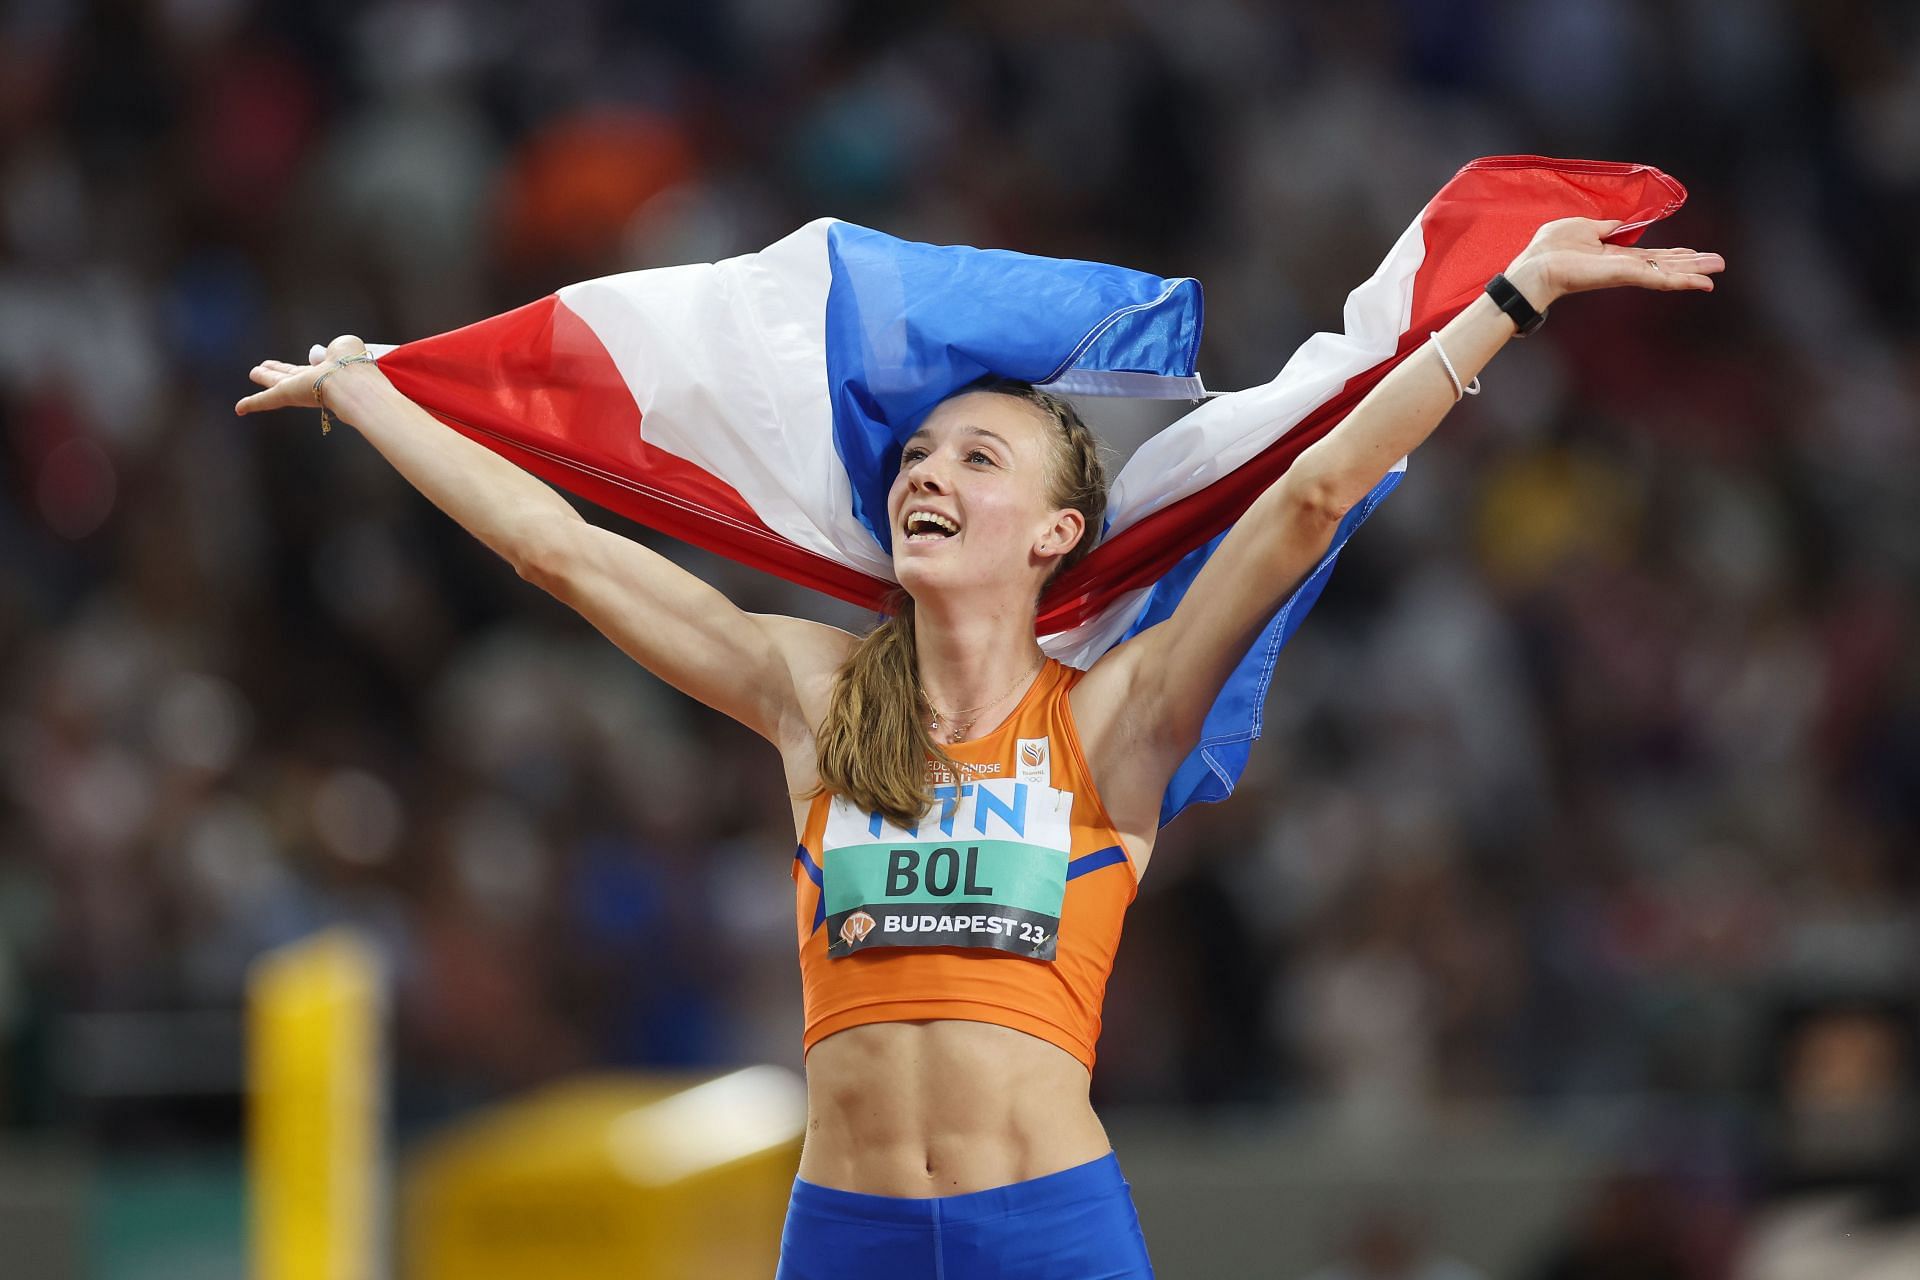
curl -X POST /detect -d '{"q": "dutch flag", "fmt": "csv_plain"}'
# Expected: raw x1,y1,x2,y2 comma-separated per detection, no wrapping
361,155,1687,825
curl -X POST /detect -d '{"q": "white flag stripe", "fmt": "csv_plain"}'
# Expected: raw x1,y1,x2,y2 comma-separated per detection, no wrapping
1102,213,1429,540
558,220,896,579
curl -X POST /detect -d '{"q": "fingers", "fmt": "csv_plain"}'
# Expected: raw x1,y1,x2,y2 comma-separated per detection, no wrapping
246,360,305,387
1644,247,1724,268
1620,246,1724,291
236,383,284,413
1639,252,1722,291
236,359,319,414
234,382,312,415
1545,217,1610,240
1671,251,1725,278
1549,244,1725,298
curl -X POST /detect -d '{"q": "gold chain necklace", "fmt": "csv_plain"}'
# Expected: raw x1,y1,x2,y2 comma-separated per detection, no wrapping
925,654,1045,742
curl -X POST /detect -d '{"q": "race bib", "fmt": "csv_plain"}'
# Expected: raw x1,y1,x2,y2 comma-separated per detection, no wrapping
822,779,1072,961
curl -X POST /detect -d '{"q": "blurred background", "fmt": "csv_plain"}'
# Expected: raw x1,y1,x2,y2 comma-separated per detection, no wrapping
2,0,1918,1276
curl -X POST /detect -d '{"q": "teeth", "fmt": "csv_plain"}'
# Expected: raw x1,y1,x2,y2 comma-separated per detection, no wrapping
906,511,958,537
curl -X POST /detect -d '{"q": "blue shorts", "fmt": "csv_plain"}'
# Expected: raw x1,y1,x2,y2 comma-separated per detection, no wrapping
776,1151,1154,1279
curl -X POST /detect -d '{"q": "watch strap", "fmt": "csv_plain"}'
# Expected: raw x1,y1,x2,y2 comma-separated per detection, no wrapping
1486,272,1548,336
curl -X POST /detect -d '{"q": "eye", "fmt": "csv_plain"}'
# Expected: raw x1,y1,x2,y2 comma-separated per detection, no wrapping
967,450,994,466
901,446,927,464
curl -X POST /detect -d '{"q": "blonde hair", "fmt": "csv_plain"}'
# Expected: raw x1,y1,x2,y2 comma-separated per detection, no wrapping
811,380,1107,827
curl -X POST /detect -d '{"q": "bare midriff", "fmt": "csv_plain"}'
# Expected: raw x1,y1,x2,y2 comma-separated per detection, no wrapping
796,1019,1113,1196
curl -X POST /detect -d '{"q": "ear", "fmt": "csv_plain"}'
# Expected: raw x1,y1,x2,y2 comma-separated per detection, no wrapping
1034,507,1086,568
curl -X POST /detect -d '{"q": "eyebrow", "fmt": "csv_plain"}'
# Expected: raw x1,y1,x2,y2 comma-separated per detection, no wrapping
904,425,1015,453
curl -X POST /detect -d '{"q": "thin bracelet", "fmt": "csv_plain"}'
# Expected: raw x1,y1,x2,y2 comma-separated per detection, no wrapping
312,353,376,435
1429,332,1481,403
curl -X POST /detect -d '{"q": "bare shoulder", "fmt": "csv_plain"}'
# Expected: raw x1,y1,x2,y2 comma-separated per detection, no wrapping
1066,636,1171,862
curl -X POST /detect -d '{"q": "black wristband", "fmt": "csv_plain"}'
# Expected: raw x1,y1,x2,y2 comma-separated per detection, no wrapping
1486,273,1548,337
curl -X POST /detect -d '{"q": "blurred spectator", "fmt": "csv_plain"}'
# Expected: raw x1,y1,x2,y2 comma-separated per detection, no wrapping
1736,998,1920,1280
1524,1173,1692,1280
1301,1204,1487,1280
0,4,1915,1273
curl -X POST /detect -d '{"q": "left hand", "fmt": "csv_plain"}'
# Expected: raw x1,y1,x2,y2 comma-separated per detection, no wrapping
1505,218,1725,310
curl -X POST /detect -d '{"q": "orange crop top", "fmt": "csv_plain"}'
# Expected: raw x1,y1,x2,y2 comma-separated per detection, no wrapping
792,659,1140,1070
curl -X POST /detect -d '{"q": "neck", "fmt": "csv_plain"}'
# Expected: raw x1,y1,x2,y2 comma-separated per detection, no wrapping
911,593,1046,730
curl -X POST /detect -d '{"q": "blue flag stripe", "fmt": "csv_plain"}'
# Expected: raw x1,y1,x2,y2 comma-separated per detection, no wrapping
823,221,1201,554
1123,470,1405,827
814,219,1396,830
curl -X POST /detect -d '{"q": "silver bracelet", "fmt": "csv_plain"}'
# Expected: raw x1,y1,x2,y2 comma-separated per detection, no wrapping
312,353,376,435
1429,332,1481,403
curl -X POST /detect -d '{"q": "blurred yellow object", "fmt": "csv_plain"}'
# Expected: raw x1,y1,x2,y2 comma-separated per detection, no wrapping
247,928,386,1280
403,1068,805,1280
1474,446,1640,588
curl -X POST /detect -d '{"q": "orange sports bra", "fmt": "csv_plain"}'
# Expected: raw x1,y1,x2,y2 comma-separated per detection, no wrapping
791,659,1140,1070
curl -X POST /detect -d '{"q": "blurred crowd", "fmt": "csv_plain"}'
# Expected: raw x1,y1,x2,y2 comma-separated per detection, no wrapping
2,0,1917,1275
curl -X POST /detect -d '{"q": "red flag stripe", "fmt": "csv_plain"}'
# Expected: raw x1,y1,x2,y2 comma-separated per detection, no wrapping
378,293,895,608
1037,157,1686,633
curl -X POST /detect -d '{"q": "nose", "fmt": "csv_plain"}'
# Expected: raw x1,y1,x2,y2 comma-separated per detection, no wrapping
904,451,946,494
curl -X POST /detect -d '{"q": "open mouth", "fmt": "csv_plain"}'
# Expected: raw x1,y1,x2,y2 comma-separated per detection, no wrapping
904,511,960,542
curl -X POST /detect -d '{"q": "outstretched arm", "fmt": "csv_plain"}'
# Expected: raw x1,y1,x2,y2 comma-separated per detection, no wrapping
236,337,854,749
1075,219,1725,801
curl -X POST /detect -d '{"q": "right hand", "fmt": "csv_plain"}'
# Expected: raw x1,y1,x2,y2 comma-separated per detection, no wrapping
235,334,383,418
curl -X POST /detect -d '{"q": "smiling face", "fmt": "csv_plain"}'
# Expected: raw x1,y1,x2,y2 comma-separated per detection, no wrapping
886,389,1087,602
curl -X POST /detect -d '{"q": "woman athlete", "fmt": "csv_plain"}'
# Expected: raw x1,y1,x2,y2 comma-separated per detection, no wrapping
239,218,1721,1278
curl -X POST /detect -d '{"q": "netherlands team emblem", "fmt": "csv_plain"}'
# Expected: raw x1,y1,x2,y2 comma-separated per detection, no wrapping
1017,737,1050,785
